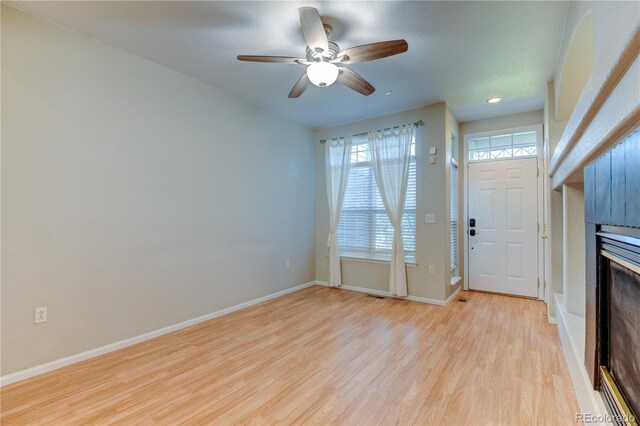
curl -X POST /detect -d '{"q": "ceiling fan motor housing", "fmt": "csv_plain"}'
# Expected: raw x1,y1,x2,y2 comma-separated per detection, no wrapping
306,42,340,62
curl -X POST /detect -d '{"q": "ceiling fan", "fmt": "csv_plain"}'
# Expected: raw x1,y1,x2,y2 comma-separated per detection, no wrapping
237,7,408,98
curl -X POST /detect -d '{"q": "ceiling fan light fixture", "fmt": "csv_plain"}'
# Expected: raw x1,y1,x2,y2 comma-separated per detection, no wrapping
486,97,503,104
307,62,339,87
237,7,409,98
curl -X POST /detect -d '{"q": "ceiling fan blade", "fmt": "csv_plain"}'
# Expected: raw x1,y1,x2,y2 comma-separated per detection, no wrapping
298,7,329,55
237,55,305,64
337,68,375,96
288,73,311,98
339,40,408,64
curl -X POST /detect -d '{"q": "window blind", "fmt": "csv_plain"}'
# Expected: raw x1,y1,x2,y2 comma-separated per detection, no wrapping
338,135,416,262
450,161,458,273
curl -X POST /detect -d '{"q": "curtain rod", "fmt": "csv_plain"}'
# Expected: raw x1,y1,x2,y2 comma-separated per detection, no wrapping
319,120,424,144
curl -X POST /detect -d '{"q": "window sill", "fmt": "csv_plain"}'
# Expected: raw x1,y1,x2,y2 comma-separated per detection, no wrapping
329,252,417,267
451,276,462,286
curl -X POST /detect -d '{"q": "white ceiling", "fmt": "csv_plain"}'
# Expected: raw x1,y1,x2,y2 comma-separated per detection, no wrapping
9,1,568,128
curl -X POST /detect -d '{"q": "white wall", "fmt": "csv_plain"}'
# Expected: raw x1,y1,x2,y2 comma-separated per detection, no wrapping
1,5,316,375
315,103,460,301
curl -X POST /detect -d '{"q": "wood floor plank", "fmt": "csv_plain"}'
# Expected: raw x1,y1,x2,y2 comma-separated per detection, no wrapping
0,286,579,425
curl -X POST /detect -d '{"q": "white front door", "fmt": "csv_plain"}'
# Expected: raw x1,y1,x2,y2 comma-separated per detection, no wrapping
468,157,538,297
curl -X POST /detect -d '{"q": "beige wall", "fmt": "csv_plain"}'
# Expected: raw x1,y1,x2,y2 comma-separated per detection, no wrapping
549,2,639,186
460,110,544,136
545,1,639,306
315,103,460,302
544,2,639,414
553,1,639,125
1,5,316,375
554,12,594,123
562,183,585,316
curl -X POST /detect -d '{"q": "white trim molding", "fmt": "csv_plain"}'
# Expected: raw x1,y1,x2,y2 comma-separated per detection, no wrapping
314,281,461,306
0,281,317,387
554,293,608,418
328,252,418,267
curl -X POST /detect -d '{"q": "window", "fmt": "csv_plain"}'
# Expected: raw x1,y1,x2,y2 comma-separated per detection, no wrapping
338,134,416,262
468,130,537,161
451,132,459,276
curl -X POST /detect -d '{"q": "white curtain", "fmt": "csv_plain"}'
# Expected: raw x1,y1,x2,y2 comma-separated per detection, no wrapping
325,137,352,287
368,125,414,296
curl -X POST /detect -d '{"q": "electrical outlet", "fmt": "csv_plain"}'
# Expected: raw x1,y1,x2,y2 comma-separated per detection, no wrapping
425,214,435,224
285,260,291,269
428,266,435,275
35,307,47,324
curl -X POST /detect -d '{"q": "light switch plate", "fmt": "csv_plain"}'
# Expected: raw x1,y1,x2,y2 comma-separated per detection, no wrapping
429,155,436,164
429,147,437,155
425,214,435,224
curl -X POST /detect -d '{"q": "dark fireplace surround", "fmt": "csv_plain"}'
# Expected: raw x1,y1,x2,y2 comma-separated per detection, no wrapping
597,227,639,423
584,130,640,425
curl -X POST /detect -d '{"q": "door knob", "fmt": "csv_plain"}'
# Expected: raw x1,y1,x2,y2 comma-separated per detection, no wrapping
470,229,479,236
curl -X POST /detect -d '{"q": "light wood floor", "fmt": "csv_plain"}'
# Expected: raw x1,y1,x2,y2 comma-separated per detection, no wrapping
1,286,579,425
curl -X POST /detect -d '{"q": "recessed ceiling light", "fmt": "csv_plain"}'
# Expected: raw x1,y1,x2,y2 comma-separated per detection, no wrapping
486,97,502,104
384,91,392,96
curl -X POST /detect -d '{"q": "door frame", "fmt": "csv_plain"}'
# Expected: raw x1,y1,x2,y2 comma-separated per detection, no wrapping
462,124,545,300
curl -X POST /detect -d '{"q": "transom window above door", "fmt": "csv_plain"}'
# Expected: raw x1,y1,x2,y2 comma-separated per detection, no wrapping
468,130,537,161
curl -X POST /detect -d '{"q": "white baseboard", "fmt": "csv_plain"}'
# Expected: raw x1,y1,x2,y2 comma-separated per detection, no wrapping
554,293,608,420
444,286,462,305
0,281,316,387
314,280,459,306
547,314,557,325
